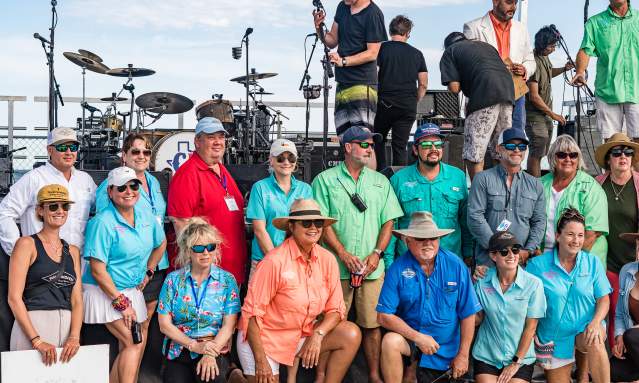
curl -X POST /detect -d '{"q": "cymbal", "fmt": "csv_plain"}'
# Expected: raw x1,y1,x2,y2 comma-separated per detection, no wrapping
135,92,194,114
78,49,104,63
230,72,278,83
100,96,128,102
107,67,156,77
63,52,110,74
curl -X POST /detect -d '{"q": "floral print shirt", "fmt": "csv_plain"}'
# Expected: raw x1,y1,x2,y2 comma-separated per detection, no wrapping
158,264,240,360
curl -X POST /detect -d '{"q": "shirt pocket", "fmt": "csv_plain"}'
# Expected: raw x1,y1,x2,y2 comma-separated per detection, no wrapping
574,273,595,300
517,191,537,220
511,295,529,319
487,190,506,212
434,286,459,323
442,192,463,218
399,190,424,214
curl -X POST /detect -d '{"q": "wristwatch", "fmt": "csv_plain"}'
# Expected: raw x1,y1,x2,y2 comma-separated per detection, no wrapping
146,268,155,278
341,57,347,67
511,355,520,364
316,329,325,337
373,248,383,256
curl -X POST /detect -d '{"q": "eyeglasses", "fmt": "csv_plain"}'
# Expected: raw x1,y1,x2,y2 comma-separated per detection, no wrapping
417,140,444,150
493,245,522,257
43,202,71,212
610,147,635,158
54,143,79,152
191,243,217,253
114,181,141,193
352,141,374,149
502,143,528,151
276,154,297,164
292,219,325,228
555,151,579,159
130,148,152,157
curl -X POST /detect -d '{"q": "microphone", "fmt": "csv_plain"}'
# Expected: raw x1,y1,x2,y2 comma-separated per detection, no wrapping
81,102,100,114
306,32,318,37
33,33,51,45
243,27,254,39
549,24,562,39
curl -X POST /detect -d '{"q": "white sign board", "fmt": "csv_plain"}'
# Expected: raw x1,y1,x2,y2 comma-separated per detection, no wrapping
1,344,109,383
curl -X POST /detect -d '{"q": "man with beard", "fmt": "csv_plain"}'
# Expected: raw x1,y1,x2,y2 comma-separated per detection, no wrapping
390,123,472,264
464,0,536,133
313,125,403,383
467,128,546,266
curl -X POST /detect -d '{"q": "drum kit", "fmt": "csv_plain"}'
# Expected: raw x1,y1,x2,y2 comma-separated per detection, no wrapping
64,49,294,170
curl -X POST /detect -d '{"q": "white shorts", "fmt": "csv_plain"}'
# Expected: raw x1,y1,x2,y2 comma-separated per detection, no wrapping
83,284,148,324
596,98,639,139
236,330,306,376
544,356,575,370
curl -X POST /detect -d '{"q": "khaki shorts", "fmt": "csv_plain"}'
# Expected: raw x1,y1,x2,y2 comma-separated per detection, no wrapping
596,98,639,139
340,276,384,329
525,117,554,158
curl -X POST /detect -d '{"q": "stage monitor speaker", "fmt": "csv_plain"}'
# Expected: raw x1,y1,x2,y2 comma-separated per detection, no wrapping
417,90,461,119
0,158,11,197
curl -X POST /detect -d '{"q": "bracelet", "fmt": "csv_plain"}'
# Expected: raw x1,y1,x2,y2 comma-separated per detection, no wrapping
30,335,40,343
32,338,43,350
67,335,80,341
111,293,131,312
186,340,197,352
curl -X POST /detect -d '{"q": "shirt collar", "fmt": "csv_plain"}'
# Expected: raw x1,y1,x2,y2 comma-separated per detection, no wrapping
45,161,75,177
338,161,367,183
184,264,222,281
607,6,633,19
192,151,226,173
489,11,512,31
411,162,448,183
407,248,442,276
497,164,522,178
285,237,319,262
269,172,298,193
552,247,584,276
109,203,143,229
623,261,639,279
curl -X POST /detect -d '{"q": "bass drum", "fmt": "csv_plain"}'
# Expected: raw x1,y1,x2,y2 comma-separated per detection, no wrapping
195,99,236,135
151,131,195,173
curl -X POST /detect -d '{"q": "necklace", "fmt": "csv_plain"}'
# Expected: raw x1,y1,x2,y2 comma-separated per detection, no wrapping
611,179,629,201
39,235,63,258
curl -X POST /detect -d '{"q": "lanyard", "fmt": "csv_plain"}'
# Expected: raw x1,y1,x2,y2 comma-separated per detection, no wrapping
189,275,212,315
212,171,229,195
145,174,156,215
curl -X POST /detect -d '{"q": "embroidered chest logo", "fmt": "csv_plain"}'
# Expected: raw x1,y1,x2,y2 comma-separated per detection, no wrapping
401,268,416,279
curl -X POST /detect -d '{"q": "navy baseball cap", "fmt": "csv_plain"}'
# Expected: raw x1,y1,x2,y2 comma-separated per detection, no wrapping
488,230,522,252
340,125,382,144
195,117,228,136
499,128,529,145
414,123,445,143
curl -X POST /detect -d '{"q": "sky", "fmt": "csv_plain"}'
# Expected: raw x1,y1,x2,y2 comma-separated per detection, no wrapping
0,0,609,167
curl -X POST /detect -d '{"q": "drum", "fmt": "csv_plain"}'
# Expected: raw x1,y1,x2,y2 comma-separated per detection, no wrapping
151,131,196,172
195,100,234,123
138,129,173,148
102,115,123,133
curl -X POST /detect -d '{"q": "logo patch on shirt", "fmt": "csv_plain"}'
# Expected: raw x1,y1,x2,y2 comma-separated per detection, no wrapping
543,271,558,280
404,181,418,188
281,271,296,280
114,225,127,234
452,186,460,192
483,286,497,295
447,281,457,286
401,268,416,279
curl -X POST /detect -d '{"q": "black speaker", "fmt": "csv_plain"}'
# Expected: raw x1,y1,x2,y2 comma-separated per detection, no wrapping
417,90,461,119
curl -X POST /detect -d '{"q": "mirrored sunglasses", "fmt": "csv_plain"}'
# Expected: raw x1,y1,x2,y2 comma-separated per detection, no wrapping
191,243,217,253
502,143,528,151
54,143,79,152
418,140,443,150
352,141,374,149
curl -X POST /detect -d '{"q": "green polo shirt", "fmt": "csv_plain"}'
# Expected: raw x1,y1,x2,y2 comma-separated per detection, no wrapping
580,7,639,104
389,162,472,259
312,162,403,280
540,170,609,266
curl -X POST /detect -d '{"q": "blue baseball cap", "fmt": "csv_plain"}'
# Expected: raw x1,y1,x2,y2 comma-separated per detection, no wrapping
195,117,228,136
414,123,444,143
499,127,529,145
340,125,382,144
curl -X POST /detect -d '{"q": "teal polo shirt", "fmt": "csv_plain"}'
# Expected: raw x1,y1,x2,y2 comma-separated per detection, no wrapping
95,171,169,270
390,162,472,259
83,203,166,291
246,174,312,261
527,249,612,359
473,266,546,368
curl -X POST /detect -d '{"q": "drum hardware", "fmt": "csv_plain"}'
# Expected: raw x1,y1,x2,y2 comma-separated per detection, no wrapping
100,94,128,102
106,64,156,132
229,71,278,83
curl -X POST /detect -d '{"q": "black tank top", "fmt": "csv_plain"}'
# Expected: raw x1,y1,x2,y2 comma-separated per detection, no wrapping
23,235,76,311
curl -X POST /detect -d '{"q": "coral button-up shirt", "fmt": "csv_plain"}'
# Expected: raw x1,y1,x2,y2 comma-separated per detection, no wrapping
239,237,346,366
489,11,511,60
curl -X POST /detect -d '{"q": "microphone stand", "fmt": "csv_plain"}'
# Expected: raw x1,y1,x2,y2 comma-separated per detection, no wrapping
299,34,320,142
313,3,334,170
244,34,251,163
42,0,63,130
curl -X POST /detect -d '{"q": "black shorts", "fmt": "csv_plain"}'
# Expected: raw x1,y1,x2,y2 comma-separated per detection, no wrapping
143,269,167,302
473,359,534,382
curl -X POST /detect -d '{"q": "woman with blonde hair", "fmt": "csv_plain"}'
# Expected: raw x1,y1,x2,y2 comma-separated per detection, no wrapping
157,217,241,383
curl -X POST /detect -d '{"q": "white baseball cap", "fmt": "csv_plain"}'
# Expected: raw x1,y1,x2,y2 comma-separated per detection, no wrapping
107,166,138,187
47,127,79,146
270,139,298,157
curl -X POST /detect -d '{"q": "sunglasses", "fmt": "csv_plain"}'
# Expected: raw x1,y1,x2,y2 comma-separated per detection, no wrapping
114,181,141,193
352,141,374,149
276,154,297,164
130,148,152,157
191,243,217,253
493,245,521,257
292,219,325,228
555,151,579,159
54,143,79,152
43,202,71,212
610,147,635,158
412,237,438,242
502,143,528,151
417,140,444,150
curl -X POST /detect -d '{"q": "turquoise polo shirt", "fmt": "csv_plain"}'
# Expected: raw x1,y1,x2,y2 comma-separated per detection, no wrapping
377,249,482,370
83,203,166,291
246,174,312,261
390,162,472,259
527,249,612,359
473,266,546,368
95,171,169,270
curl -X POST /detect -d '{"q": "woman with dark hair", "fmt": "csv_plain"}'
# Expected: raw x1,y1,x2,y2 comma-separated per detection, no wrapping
527,208,611,383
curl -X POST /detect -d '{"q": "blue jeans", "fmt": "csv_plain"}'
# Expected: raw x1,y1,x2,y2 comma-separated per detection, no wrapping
512,96,526,131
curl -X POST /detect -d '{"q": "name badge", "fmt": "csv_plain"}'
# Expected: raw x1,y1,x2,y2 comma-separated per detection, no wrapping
496,219,512,231
224,195,239,211
155,215,163,225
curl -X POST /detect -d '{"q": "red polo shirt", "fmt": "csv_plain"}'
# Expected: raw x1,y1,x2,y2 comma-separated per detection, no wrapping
167,152,247,284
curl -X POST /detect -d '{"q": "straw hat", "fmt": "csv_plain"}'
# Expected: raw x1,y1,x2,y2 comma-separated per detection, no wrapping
392,211,454,239
272,199,337,230
594,132,639,168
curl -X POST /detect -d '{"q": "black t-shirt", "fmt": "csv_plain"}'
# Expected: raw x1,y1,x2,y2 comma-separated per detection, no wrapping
439,40,514,115
377,40,428,111
334,1,387,86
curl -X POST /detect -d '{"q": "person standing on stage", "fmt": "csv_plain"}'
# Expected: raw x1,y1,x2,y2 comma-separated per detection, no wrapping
573,0,639,143
312,0,388,135
312,125,403,383
525,26,574,177
167,117,248,286
464,0,536,134
440,32,515,179
374,15,428,171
